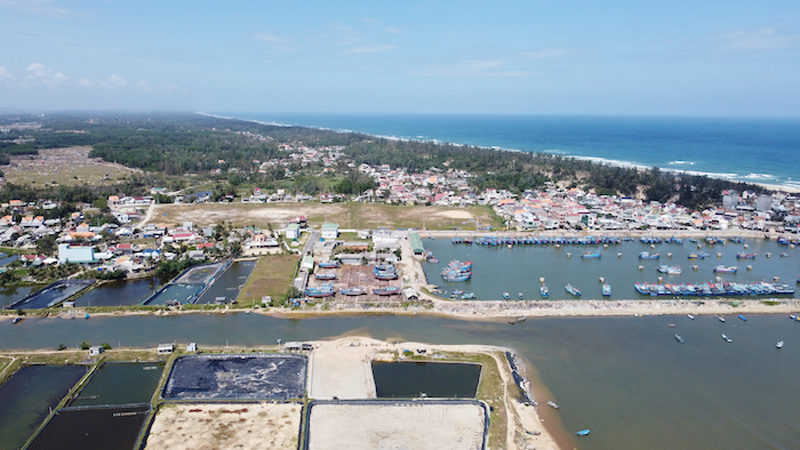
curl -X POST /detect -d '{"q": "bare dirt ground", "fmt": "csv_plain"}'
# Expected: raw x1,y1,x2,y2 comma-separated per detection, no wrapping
307,337,378,400
144,402,301,450
307,401,486,450
149,203,501,230
2,146,139,186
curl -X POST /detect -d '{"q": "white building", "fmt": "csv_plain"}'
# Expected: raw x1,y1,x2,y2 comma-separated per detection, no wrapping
321,223,339,240
58,243,95,264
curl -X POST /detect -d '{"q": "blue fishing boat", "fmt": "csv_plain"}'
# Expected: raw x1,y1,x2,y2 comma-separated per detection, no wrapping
340,287,367,296
738,315,747,321
577,429,591,436
540,285,549,298
318,261,340,269
462,292,476,299
602,283,611,296
714,265,738,273
581,251,601,259
657,265,682,274
503,292,510,299
373,286,402,296
722,334,732,343
639,252,660,259
675,334,684,343
314,273,337,280
736,252,757,259
565,284,581,296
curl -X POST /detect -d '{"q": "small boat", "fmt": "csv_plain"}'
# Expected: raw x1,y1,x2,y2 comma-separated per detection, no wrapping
540,285,549,298
314,273,337,280
668,323,676,328
12,317,22,324
565,284,581,297
508,316,527,325
503,292,510,300
84,313,90,319
547,400,559,409
373,286,402,296
687,314,695,320
576,429,591,437
461,292,476,299
776,341,784,348
718,316,725,323
581,251,601,259
518,292,524,299
639,252,661,259
714,265,738,273
675,334,684,343
657,265,682,275
722,334,732,343
738,315,747,321
736,252,757,259
318,261,340,268
602,283,611,297
452,290,465,296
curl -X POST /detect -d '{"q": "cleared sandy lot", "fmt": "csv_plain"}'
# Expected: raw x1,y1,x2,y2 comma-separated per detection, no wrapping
144,402,301,450
307,401,487,450
308,338,377,400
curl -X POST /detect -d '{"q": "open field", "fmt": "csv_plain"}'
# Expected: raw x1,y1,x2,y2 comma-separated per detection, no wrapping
145,402,301,450
149,203,503,230
237,255,299,304
2,147,139,186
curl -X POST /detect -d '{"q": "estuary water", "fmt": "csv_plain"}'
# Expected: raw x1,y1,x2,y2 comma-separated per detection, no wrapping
2,313,799,450
224,113,800,189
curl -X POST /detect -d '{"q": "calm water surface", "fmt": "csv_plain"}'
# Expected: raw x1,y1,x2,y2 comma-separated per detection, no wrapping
72,277,167,307
1,313,798,450
70,362,165,407
425,238,800,300
195,260,256,304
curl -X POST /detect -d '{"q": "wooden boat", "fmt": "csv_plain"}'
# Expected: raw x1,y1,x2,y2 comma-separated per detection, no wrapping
373,286,402,296
508,316,527,325
736,252,757,259
718,316,725,323
602,283,611,296
721,334,732,343
12,317,22,324
565,284,581,296
503,292,510,299
639,252,660,259
714,265,738,273
540,285,549,298
687,314,695,320
518,292,524,299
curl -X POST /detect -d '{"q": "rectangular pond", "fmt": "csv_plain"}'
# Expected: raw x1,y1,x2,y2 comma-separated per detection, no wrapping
70,362,165,407
0,365,88,450
372,361,481,398
71,277,168,307
27,404,150,450
162,353,307,400
0,285,38,309
7,279,95,309
195,260,256,304
143,262,226,306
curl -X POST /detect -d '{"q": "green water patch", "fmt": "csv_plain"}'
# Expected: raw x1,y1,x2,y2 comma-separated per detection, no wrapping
372,361,481,398
70,362,165,407
26,404,150,450
0,365,88,450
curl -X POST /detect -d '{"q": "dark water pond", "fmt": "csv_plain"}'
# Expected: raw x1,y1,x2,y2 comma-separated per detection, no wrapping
372,361,481,398
27,405,150,450
0,365,88,450
70,362,165,407
72,277,168,307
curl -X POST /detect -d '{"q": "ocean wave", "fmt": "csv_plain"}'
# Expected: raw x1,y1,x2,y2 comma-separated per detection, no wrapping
669,160,696,165
743,173,776,180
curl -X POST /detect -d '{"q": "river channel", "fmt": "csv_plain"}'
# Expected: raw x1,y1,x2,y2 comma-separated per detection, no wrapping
2,312,799,450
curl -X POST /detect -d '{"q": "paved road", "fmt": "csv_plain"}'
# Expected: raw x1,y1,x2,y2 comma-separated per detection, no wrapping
303,231,320,256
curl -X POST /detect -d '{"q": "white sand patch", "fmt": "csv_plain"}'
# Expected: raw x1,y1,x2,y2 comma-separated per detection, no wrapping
435,210,474,219
308,402,486,450
308,338,377,399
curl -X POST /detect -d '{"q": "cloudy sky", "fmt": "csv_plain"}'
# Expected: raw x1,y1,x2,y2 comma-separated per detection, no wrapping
1,0,799,115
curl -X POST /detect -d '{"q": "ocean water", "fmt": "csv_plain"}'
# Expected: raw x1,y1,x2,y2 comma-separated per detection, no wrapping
221,113,800,189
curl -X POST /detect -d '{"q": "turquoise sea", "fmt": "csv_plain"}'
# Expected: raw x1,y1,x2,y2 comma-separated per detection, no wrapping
220,113,800,190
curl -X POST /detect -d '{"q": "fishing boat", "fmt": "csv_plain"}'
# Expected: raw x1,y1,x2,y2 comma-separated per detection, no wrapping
376,272,399,280
565,284,581,296
12,316,22,324
547,401,559,409
688,314,695,320
508,316,527,325
577,429,591,437
452,290,465,296
657,265,682,274
602,283,611,296
721,334,732,343
461,292,476,299
675,334,684,343
714,265,738,273
738,315,747,321
718,316,725,323
314,273,337,280
518,292,524,299
503,292,510,299
776,341,784,348
639,251,661,259
339,287,367,296
373,286,402,296
581,251,601,259
540,285,549,298
318,261,340,268
736,252,757,259
304,286,336,298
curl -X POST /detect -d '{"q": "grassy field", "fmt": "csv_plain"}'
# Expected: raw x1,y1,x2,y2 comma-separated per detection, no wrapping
237,255,300,304
3,147,138,187
150,202,503,230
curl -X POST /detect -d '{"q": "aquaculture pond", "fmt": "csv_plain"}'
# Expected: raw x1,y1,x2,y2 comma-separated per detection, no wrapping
71,277,168,307
0,285,38,309
7,279,94,309
27,405,150,450
195,260,256,304
0,365,88,450
372,361,481,398
70,362,165,407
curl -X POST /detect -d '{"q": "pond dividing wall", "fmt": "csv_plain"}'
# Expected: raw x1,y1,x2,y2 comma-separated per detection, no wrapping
372,361,482,398
0,365,88,450
162,353,307,400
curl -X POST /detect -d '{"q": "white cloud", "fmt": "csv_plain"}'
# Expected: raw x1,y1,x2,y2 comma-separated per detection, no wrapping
0,0,72,17
384,27,402,35
254,32,300,52
77,78,94,87
24,62,67,85
136,80,148,88
0,66,11,81
102,74,127,88
712,27,800,51
338,44,397,55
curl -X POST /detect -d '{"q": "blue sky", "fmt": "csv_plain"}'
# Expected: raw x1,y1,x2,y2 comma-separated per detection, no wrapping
1,0,799,116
